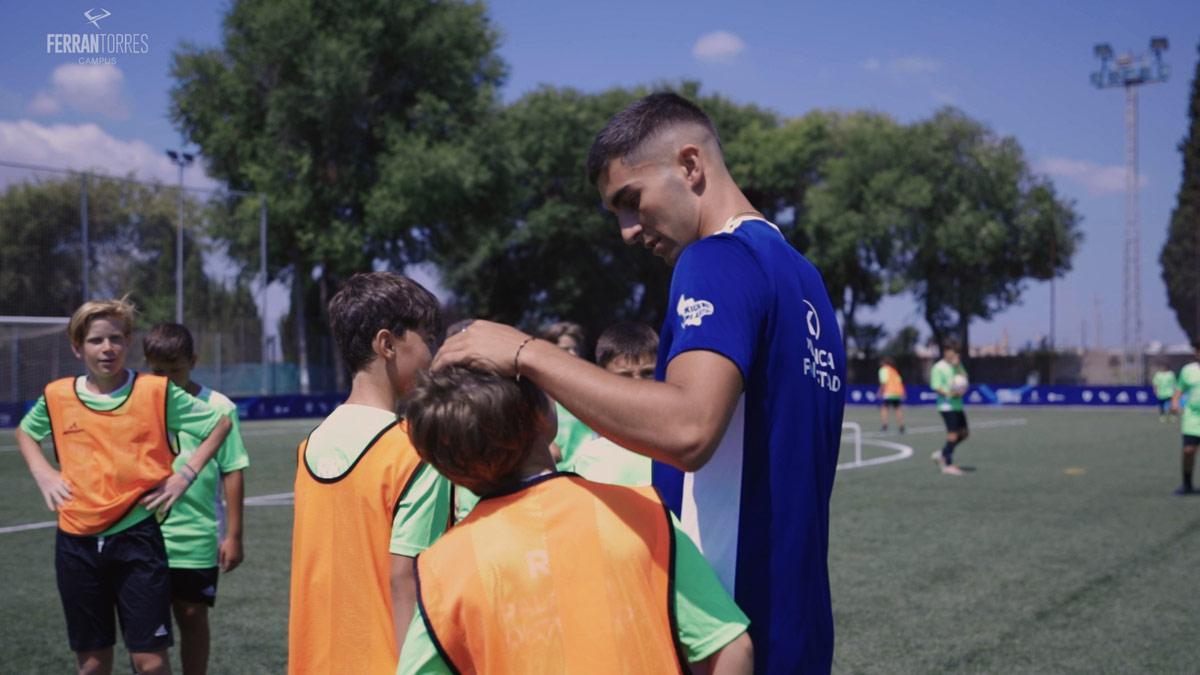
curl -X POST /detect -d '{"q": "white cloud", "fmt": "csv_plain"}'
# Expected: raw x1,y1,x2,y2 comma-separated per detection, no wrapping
692,31,745,64
27,63,130,120
0,119,217,189
862,55,942,75
1037,156,1148,196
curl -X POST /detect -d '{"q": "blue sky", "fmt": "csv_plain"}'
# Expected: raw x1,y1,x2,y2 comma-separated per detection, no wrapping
2,1,1198,350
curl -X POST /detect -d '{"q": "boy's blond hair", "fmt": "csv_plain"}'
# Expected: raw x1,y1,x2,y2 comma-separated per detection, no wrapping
67,297,135,347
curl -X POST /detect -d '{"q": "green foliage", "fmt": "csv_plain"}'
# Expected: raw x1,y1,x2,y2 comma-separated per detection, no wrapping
899,108,1081,355
170,0,505,373
1161,41,1200,344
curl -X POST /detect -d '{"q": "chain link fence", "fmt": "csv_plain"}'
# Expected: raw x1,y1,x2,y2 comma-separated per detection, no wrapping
0,161,314,404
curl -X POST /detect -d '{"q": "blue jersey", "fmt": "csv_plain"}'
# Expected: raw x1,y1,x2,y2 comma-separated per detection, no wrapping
653,217,845,674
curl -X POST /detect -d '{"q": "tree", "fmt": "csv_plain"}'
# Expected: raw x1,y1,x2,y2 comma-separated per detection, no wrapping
901,108,1082,356
170,0,505,390
1162,41,1200,344
425,83,790,341
801,112,912,350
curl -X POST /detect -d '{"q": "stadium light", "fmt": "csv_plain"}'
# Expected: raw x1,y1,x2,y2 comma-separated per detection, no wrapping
1090,40,1169,383
165,148,195,324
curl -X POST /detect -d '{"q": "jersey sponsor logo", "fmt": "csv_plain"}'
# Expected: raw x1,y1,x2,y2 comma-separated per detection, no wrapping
677,295,714,328
803,299,821,339
804,336,842,392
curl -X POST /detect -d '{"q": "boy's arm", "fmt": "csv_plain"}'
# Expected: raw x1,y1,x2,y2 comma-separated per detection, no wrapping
391,555,417,652
15,427,71,511
142,414,232,513
219,469,245,572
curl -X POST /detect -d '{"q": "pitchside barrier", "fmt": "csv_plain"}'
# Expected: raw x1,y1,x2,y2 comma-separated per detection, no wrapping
0,385,1186,428
846,384,1173,406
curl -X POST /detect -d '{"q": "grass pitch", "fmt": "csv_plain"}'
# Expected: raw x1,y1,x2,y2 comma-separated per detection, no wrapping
2,407,1197,673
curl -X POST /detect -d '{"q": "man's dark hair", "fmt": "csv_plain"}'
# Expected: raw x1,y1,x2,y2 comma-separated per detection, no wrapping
941,339,961,355
143,323,195,362
880,356,896,368
586,92,721,185
595,322,658,369
405,363,549,496
328,272,441,374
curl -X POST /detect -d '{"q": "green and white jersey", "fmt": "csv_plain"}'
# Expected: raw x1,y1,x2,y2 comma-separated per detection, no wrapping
396,514,749,674
1152,370,1178,400
305,404,452,557
1179,362,1200,437
162,386,249,569
571,436,652,487
18,370,224,536
930,359,966,412
553,401,594,471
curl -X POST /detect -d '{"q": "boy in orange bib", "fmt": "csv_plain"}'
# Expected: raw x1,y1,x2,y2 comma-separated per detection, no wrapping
14,298,231,675
288,272,450,674
398,364,753,675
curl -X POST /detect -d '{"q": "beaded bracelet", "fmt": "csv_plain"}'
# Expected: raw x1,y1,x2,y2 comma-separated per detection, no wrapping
513,336,536,382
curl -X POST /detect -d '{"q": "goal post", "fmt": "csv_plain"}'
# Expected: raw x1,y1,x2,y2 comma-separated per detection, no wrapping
0,316,71,405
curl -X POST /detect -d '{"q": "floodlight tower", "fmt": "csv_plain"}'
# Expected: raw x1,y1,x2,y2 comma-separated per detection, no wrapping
1090,38,1169,382
166,149,195,323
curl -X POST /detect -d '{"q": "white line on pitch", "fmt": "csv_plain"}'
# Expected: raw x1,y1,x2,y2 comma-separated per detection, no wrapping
837,438,914,471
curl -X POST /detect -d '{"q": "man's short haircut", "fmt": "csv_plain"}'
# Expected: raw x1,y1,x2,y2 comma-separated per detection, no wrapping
586,92,722,185
941,339,961,355
328,272,441,374
405,363,548,496
880,356,895,367
67,296,135,347
595,322,658,369
539,321,586,348
143,323,195,362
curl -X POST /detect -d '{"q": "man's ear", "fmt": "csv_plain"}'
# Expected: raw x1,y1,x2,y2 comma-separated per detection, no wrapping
678,144,703,185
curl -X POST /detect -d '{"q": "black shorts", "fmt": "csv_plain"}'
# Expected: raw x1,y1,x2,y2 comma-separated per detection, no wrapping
55,516,173,653
1159,398,1173,413
170,567,219,607
940,411,968,432
1185,435,1200,448
883,398,903,409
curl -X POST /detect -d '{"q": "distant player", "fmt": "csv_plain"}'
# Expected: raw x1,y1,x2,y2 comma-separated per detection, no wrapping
1152,363,1178,422
571,322,658,486
398,364,753,674
288,272,451,674
930,340,969,476
1171,342,1200,496
13,298,231,675
877,356,906,433
539,321,596,468
144,323,249,675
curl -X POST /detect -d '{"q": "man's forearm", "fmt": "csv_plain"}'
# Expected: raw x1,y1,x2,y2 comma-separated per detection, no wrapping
519,339,740,471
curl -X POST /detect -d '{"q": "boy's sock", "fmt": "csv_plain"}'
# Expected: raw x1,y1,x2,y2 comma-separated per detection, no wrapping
941,440,957,466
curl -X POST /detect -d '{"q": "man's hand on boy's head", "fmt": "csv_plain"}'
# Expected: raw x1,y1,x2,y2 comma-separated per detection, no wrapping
433,320,535,376
32,468,72,511
140,472,192,514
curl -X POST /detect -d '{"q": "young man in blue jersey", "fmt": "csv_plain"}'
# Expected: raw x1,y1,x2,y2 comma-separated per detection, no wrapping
434,92,846,674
